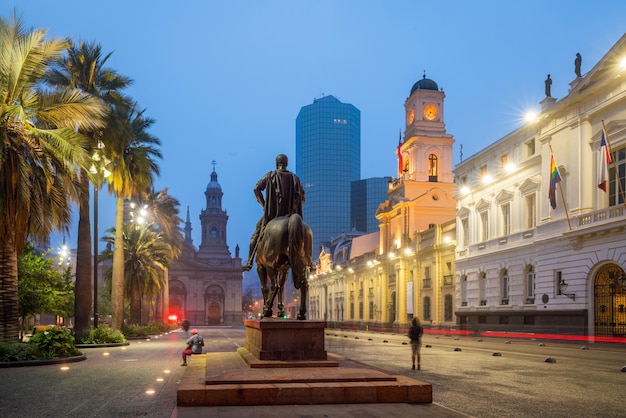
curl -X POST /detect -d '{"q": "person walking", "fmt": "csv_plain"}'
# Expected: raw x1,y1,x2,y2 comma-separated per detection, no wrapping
408,318,424,370
181,329,204,366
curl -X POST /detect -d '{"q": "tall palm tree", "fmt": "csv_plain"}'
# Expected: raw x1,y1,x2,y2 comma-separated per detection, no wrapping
101,225,170,324
45,40,132,337
107,102,161,329
0,15,105,342
140,188,184,321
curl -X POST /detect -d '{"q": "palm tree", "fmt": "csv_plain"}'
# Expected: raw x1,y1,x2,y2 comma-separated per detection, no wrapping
0,15,105,342
140,188,184,321
45,40,132,337
101,225,170,324
107,102,161,329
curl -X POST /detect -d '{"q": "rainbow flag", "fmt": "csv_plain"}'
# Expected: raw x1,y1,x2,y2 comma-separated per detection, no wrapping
548,153,562,209
597,129,612,192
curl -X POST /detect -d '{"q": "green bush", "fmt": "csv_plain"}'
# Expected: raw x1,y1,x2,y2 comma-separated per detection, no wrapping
29,327,81,359
0,327,81,362
0,342,39,362
80,325,127,344
121,323,172,337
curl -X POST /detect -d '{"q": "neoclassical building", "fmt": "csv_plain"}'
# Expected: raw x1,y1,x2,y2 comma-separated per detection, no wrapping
308,74,458,330
454,34,626,338
168,166,243,326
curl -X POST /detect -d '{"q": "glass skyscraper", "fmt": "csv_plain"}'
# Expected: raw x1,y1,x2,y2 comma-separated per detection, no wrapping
296,95,360,257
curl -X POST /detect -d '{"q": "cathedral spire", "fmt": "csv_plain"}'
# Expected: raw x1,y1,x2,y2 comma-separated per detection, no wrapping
184,206,193,244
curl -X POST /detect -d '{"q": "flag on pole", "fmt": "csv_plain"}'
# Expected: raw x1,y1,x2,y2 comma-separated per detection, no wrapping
548,153,562,209
597,129,612,192
397,133,403,177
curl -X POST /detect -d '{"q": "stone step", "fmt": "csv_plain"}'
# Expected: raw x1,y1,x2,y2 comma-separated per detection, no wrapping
177,351,432,407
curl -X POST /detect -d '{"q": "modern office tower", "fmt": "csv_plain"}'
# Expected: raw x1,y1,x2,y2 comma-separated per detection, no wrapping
296,95,361,257
351,177,391,234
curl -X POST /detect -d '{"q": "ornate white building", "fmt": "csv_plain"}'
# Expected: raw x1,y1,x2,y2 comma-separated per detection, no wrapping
168,166,243,326
454,34,626,338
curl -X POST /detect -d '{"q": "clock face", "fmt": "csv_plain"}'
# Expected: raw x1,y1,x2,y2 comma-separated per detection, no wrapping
423,103,438,121
407,109,415,125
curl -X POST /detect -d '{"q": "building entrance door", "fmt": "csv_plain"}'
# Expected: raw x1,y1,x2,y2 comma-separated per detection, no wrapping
594,263,626,338
207,302,221,325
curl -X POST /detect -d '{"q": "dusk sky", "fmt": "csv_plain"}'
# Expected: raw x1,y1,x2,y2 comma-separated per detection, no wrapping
7,1,626,275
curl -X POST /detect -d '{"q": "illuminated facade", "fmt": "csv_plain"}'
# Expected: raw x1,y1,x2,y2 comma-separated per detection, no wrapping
454,34,626,337
308,75,458,330
168,167,243,326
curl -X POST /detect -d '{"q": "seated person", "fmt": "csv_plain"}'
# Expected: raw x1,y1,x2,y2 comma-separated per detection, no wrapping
181,329,204,366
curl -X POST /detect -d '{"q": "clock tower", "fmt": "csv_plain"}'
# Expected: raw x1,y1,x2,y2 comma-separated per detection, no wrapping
400,73,455,189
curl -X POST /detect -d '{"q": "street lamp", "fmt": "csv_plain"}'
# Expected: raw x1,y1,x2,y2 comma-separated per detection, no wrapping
90,139,111,327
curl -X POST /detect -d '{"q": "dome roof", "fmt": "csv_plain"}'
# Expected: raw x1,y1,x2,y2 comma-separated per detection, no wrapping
206,169,221,191
410,74,439,95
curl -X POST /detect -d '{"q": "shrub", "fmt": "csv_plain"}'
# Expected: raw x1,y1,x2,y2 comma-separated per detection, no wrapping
80,325,127,344
29,327,81,359
0,342,39,362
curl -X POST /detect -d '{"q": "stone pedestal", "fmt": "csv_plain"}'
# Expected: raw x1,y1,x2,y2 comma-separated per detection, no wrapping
244,318,327,361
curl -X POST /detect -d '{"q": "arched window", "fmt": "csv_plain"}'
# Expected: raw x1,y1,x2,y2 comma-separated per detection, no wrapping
428,154,438,182
525,265,535,304
480,272,487,305
444,294,453,321
423,296,431,321
210,227,218,238
501,269,509,304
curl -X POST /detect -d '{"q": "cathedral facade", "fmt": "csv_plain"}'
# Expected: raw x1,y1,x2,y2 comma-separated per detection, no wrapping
168,166,243,326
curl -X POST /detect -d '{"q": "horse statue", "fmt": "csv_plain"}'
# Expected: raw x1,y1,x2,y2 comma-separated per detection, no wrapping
255,214,312,320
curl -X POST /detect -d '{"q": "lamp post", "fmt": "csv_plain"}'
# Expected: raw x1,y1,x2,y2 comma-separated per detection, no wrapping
90,139,111,327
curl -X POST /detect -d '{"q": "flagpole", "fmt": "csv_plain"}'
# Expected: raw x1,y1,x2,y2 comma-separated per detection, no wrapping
601,120,626,210
549,144,572,230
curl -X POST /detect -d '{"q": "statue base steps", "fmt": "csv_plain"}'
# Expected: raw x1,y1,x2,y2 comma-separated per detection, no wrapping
177,319,432,407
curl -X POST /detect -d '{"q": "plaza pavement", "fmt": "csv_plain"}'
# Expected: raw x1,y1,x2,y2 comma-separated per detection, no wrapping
0,327,471,418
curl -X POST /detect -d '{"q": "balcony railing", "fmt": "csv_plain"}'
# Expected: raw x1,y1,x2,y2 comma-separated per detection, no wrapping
423,278,431,288
443,275,454,286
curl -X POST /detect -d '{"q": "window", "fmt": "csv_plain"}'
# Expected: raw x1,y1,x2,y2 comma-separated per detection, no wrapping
369,301,374,320
461,276,468,306
525,193,536,229
526,139,535,157
444,295,453,321
526,266,535,303
349,302,354,319
359,302,363,320
501,203,510,236
480,210,489,241
479,272,487,305
461,217,469,246
479,165,487,176
423,296,431,321
210,227,218,238
555,270,563,295
501,270,509,304
610,147,625,206
501,154,509,168
428,154,438,182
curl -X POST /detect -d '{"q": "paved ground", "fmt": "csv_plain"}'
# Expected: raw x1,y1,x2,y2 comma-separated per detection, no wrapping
0,327,471,418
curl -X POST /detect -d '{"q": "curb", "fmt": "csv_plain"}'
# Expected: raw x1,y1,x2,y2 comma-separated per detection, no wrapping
0,354,87,368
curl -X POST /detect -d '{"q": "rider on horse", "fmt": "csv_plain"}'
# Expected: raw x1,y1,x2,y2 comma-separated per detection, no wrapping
243,154,306,271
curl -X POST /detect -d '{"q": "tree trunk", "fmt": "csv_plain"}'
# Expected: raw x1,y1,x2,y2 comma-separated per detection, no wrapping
74,171,92,339
0,232,19,342
129,280,142,325
111,197,125,329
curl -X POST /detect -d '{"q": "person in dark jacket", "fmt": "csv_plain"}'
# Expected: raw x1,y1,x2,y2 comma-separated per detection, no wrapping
408,318,424,370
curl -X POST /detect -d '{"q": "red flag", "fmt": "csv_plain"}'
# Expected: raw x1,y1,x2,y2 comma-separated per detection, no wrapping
597,129,612,192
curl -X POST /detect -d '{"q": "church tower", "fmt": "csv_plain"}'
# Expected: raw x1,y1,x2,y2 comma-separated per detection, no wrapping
197,161,231,261
168,160,242,326
377,73,456,251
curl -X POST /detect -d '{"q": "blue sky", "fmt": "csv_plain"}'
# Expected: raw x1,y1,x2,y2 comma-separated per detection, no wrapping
7,1,626,268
